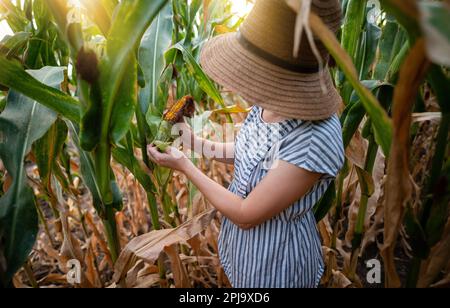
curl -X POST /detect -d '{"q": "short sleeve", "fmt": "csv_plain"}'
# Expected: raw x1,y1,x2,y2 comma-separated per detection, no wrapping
278,116,345,178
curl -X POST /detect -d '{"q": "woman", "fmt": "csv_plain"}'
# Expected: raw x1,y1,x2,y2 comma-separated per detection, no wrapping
148,0,344,288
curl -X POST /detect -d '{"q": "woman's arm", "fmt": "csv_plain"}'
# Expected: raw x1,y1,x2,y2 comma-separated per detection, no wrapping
178,123,235,165
147,146,322,229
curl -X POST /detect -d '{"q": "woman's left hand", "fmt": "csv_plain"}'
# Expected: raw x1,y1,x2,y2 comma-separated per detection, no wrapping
147,145,191,172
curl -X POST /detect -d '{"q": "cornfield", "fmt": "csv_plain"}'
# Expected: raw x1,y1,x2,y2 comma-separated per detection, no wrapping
0,0,448,289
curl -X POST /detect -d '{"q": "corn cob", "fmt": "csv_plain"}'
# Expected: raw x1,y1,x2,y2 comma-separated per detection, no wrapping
153,95,195,151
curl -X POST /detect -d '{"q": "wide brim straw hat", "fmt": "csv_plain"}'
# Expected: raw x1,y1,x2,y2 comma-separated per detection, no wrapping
200,0,343,120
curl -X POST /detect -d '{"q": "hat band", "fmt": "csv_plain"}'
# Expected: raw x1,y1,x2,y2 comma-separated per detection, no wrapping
237,32,320,74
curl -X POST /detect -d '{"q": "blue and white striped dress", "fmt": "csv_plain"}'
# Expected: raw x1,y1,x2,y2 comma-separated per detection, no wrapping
219,106,345,288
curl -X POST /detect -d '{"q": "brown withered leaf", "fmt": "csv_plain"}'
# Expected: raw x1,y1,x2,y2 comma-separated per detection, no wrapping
59,211,83,264
346,130,368,169
330,270,353,288
361,152,386,251
412,112,441,124
381,38,430,288
164,245,191,288
85,242,102,288
113,209,217,284
417,218,450,288
133,273,160,289
85,212,113,267
59,210,93,288
125,260,146,288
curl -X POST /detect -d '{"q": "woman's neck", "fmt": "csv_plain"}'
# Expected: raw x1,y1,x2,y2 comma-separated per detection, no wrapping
261,109,289,124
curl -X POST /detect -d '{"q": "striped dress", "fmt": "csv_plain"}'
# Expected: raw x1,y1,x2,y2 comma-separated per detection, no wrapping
219,106,345,288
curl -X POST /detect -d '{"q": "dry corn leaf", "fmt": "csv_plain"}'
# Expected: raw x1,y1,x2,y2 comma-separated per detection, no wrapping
125,260,146,288
37,273,69,285
381,39,429,288
12,274,30,288
164,244,191,288
85,211,113,267
59,211,83,264
360,152,386,254
113,209,217,284
85,242,102,288
318,218,332,247
417,218,450,288
134,273,160,289
346,130,368,169
412,112,441,123
330,270,353,288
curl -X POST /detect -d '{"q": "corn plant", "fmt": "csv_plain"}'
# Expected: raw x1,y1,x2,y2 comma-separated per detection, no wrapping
0,0,235,287
312,0,450,288
0,0,448,288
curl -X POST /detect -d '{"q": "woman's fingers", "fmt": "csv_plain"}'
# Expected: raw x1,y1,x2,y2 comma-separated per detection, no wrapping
146,145,188,172
148,145,176,163
147,145,163,163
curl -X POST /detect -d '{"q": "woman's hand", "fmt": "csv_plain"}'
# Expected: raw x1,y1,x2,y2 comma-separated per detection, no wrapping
147,145,191,172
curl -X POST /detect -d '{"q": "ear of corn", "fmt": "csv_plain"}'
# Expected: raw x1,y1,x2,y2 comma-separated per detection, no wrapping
153,95,195,151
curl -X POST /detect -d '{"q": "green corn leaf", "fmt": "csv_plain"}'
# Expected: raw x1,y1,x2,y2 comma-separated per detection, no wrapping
80,0,111,36
112,133,160,230
386,41,409,83
357,22,381,80
314,183,336,222
341,0,367,61
0,66,64,284
34,118,68,189
342,81,392,148
67,121,104,213
373,16,408,81
138,3,174,119
99,0,117,18
93,0,168,204
43,0,84,55
24,28,46,69
33,0,52,31
311,13,393,156
379,0,421,39
0,0,29,32
110,56,137,145
419,2,450,68
0,31,31,57
0,56,81,122
170,43,225,108
112,146,154,192
101,0,169,125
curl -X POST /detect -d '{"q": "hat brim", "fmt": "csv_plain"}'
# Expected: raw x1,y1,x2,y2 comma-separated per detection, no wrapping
200,32,342,120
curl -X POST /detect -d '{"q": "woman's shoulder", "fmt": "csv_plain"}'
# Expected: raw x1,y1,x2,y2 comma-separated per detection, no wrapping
288,114,342,145
310,114,343,143
280,114,345,178
247,105,261,122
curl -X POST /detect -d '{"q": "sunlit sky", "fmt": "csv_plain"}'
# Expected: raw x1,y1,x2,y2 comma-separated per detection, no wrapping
230,0,253,16
0,0,253,41
0,20,12,40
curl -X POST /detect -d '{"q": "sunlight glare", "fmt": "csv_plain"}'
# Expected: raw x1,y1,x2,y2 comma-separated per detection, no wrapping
230,0,253,17
0,20,12,40
68,0,82,8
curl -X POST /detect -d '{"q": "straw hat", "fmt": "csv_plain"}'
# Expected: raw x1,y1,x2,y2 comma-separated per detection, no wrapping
200,0,342,120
